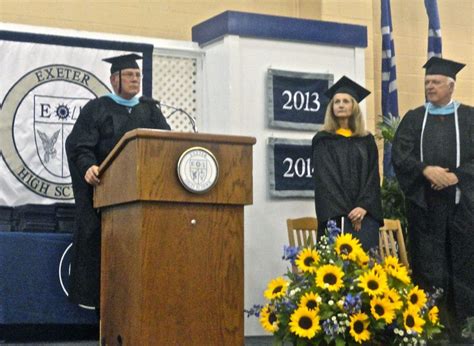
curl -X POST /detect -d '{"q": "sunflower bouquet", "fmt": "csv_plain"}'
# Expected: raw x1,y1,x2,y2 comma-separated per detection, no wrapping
254,221,442,345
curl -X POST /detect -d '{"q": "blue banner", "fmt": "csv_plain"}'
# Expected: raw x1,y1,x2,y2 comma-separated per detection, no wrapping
268,138,314,198
267,69,332,131
381,0,399,179
0,232,97,324
424,0,442,58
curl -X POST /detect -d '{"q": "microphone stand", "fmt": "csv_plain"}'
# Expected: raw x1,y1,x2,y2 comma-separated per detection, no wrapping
160,102,198,133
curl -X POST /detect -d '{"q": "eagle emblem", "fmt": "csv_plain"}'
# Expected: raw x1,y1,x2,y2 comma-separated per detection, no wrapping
36,129,60,163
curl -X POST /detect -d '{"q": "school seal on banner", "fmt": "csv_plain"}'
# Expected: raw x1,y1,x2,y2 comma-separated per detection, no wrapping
0,64,109,200
177,147,219,194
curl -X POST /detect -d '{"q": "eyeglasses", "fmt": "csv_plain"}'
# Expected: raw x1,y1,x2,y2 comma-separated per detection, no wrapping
119,71,142,79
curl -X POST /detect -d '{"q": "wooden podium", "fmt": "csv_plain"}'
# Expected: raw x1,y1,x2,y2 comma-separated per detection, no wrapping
94,129,255,345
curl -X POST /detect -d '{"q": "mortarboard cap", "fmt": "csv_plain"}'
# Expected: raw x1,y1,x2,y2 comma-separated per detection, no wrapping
324,76,371,103
423,56,465,80
102,53,143,74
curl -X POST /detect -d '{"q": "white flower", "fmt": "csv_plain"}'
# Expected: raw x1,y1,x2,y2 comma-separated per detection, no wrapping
316,296,322,303
331,316,337,321
328,300,334,306
403,337,409,342
289,288,301,296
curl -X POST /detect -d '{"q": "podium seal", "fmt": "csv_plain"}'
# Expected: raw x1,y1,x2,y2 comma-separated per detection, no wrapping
177,147,219,194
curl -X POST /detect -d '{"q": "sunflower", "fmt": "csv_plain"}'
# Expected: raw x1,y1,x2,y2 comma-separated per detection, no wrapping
295,248,320,273
407,286,427,310
384,288,403,311
356,250,370,267
403,305,426,334
264,277,289,300
300,291,320,311
315,264,344,292
428,306,439,324
358,269,388,297
349,312,371,344
289,306,321,339
335,233,362,261
371,263,388,278
259,305,279,332
389,265,411,284
370,296,396,324
383,255,402,274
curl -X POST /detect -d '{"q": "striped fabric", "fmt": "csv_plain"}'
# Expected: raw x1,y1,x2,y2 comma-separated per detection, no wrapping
381,0,399,119
381,0,399,178
424,0,442,58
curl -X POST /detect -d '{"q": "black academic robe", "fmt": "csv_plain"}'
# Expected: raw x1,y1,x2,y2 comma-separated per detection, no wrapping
312,131,383,248
392,104,474,330
65,96,170,307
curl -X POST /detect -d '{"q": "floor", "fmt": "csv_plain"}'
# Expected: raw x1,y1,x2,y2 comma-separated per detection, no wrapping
1,337,277,346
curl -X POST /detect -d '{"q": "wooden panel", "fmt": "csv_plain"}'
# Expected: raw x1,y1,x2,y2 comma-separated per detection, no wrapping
94,129,255,208
100,204,143,345
100,201,244,345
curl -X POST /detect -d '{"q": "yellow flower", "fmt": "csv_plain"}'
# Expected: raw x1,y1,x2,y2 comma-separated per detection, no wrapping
315,264,344,292
300,291,320,311
384,288,403,311
370,296,396,324
389,265,411,284
289,306,321,339
358,269,388,297
295,248,320,273
264,277,289,300
403,305,426,334
383,255,401,274
356,250,370,267
259,305,279,332
371,263,388,278
428,306,440,324
407,286,427,310
335,233,362,261
349,312,371,344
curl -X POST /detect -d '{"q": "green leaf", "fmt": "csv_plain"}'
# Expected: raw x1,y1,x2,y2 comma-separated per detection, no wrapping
335,336,346,346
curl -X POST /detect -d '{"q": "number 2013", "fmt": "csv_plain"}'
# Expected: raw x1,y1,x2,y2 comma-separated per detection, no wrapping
281,90,320,112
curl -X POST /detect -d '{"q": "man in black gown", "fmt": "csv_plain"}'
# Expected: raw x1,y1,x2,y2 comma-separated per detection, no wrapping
392,57,474,342
65,54,170,310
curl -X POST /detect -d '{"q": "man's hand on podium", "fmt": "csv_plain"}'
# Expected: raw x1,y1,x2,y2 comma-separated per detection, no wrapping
85,165,100,186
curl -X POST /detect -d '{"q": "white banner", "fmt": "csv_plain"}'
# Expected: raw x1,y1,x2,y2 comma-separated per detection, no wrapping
0,30,153,206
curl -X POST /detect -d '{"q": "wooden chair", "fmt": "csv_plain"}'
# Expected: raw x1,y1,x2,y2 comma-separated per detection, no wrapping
286,217,318,248
379,218,409,269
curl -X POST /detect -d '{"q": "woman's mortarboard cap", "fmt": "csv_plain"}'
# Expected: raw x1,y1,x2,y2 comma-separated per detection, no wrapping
102,53,143,74
423,57,465,80
324,76,371,103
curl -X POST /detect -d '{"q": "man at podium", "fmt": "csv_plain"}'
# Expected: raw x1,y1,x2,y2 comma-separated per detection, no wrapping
65,53,171,310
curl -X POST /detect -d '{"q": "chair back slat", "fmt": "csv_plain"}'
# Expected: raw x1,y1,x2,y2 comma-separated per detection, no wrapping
287,217,318,273
379,218,409,269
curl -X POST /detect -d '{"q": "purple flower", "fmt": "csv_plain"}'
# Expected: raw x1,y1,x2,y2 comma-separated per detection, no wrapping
326,220,341,244
343,293,362,314
322,318,339,337
282,245,299,264
244,304,264,318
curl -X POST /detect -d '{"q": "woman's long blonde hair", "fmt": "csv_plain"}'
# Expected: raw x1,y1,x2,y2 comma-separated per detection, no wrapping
322,95,368,137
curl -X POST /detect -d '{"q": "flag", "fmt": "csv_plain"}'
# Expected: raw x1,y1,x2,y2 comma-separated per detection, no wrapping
424,0,442,58
381,0,399,178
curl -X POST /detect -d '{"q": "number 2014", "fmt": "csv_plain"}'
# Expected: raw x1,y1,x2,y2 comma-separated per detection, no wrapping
283,157,313,178
281,90,320,112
